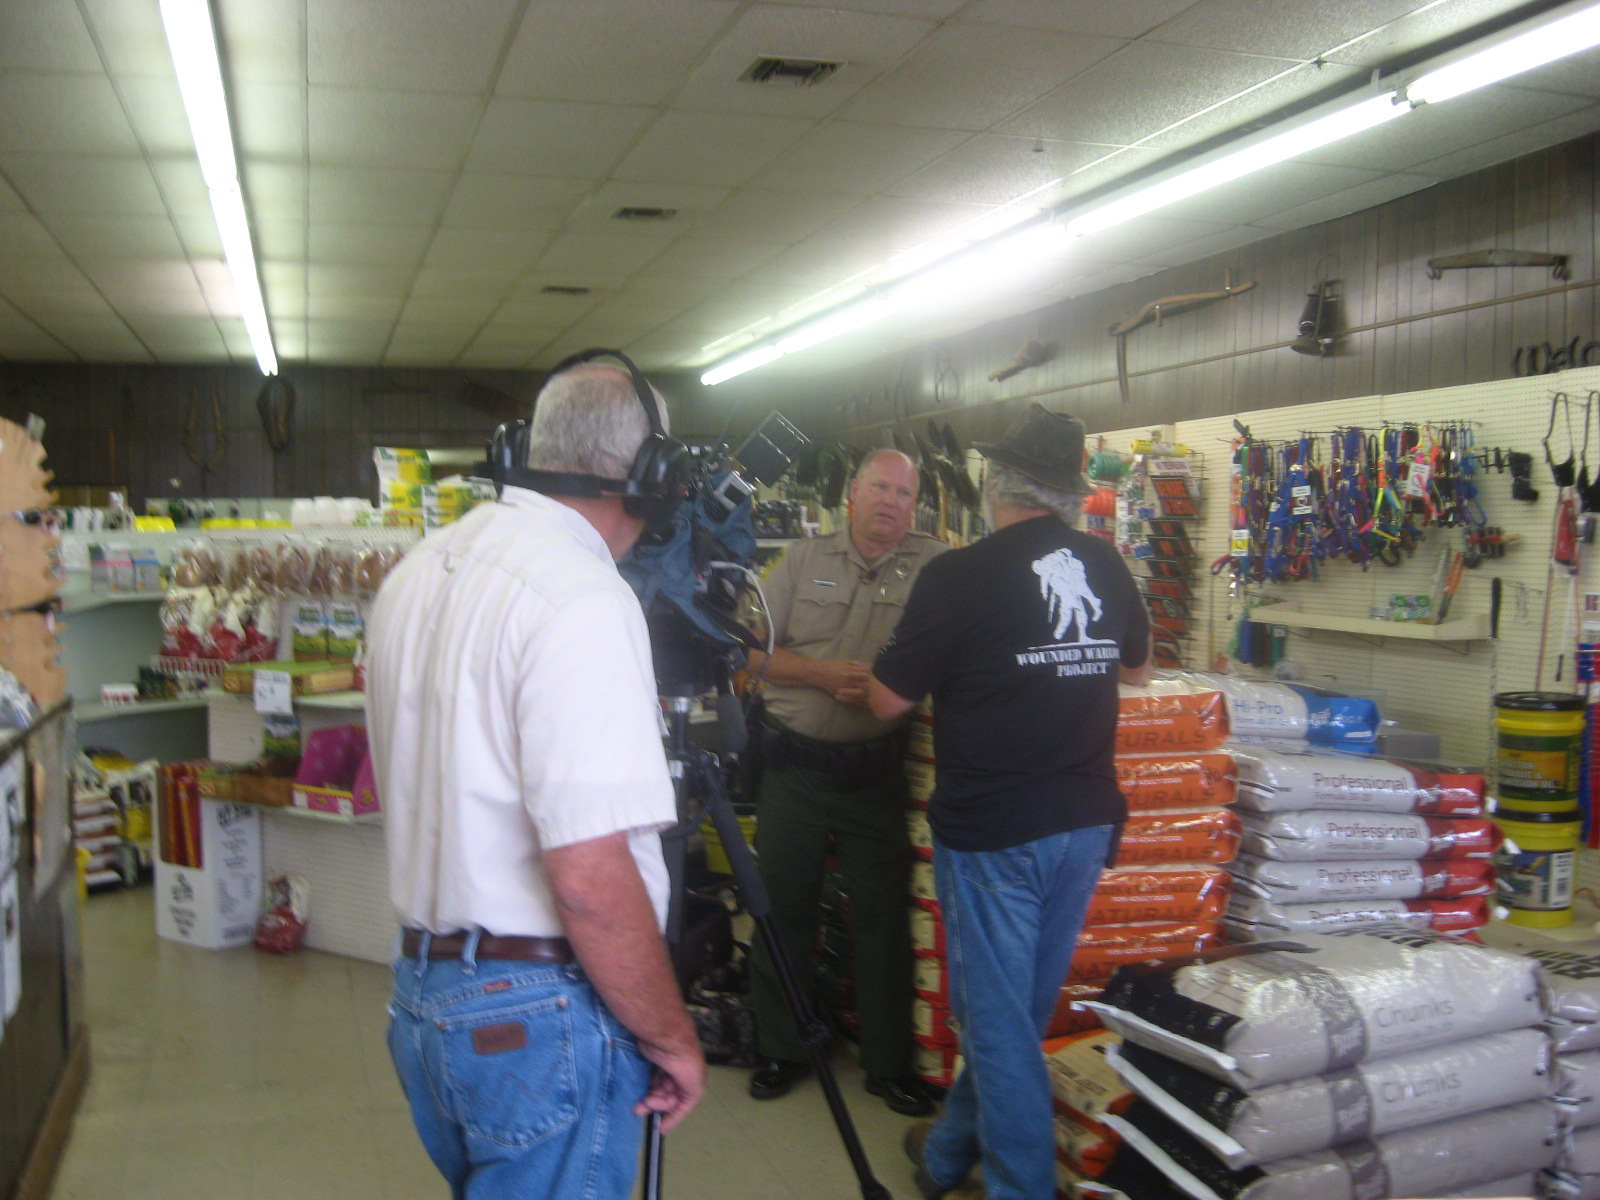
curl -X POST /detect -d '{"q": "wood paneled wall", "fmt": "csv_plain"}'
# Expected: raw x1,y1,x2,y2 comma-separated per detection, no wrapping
687,132,1599,450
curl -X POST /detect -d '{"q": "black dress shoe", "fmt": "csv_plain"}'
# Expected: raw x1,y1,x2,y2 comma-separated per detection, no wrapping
749,1058,809,1100
866,1074,935,1116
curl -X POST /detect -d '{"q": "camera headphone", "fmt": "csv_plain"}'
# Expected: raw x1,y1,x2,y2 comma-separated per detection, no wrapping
489,348,695,529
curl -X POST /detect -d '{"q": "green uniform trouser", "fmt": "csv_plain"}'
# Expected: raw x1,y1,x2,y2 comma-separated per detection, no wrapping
749,758,915,1078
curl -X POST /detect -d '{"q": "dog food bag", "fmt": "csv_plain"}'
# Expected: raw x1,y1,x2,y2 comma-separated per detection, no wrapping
1117,752,1238,812
1556,1050,1600,1128
1187,673,1381,747
1071,921,1225,983
1083,926,1543,1089
1231,747,1485,816
1103,1097,1558,1200
1107,1028,1550,1169
1563,1124,1600,1177
1528,950,1600,1052
1118,681,1230,755
1088,867,1234,926
1056,1099,1121,1179
1117,809,1242,867
1045,1030,1132,1122
1238,811,1500,861
1223,895,1488,940
1227,856,1496,904
1050,980,1110,1038
1435,1177,1538,1199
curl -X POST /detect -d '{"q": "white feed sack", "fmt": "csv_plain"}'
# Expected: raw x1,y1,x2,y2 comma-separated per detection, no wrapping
1107,1028,1550,1168
1530,950,1600,1053
1228,855,1495,904
1224,894,1488,940
1084,925,1542,1089
1231,747,1486,816
1237,809,1499,861
1557,1050,1600,1127
1103,1098,1558,1200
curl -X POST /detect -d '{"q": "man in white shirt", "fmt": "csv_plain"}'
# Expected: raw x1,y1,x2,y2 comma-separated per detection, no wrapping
367,360,705,1199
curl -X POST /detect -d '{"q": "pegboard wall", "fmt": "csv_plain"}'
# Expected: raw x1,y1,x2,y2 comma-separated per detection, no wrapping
1092,364,1600,771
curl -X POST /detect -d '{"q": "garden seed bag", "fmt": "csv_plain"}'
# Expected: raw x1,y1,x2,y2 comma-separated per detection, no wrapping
1083,925,1542,1089
1107,1028,1550,1168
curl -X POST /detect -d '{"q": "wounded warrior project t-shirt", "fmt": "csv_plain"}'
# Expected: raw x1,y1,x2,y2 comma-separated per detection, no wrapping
873,515,1149,852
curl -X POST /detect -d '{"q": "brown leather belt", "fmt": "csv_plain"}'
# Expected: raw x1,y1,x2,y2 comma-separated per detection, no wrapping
401,928,572,963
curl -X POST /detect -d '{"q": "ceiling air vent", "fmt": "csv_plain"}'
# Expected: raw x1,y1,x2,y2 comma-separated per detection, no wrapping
740,56,843,86
539,285,591,296
611,206,678,221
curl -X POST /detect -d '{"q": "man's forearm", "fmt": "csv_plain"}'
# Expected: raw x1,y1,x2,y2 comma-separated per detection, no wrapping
546,834,697,1054
746,645,825,689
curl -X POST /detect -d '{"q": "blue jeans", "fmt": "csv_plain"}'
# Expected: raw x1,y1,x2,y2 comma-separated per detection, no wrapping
922,825,1114,1200
387,934,652,1200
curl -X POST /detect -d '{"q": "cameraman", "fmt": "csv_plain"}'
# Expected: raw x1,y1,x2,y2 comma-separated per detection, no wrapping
367,364,705,1200
744,449,947,1115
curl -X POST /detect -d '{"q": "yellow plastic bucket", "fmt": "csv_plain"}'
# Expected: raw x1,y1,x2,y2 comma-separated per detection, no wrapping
1494,806,1581,927
1494,692,1586,804
700,814,756,875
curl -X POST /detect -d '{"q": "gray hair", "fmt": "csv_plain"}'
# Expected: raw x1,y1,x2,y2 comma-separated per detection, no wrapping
985,464,1085,524
525,365,668,479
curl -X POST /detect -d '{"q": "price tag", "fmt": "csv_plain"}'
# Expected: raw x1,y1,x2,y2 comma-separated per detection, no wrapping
1291,484,1313,516
1405,456,1432,498
1230,529,1252,557
253,670,293,716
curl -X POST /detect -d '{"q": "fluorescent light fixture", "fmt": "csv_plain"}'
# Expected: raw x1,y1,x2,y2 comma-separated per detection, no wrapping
1407,0,1600,104
160,0,277,375
1065,92,1406,238
701,344,782,386
776,298,890,356
896,221,1067,309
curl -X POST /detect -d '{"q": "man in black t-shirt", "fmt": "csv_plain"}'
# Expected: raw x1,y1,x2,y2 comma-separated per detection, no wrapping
868,405,1152,1200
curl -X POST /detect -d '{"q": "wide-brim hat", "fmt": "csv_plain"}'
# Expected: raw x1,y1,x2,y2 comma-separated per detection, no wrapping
975,404,1091,494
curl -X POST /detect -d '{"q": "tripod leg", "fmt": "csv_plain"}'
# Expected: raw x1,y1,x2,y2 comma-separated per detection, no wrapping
641,1113,664,1200
699,752,892,1200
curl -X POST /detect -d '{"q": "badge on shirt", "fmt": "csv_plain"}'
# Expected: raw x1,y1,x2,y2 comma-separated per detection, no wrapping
811,579,837,587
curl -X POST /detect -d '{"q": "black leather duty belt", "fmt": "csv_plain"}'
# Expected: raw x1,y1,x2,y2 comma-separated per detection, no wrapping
761,722,902,787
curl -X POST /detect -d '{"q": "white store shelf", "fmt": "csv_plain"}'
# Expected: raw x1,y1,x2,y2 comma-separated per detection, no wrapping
61,590,165,615
1250,601,1491,642
76,697,210,722
276,803,381,826
294,690,367,711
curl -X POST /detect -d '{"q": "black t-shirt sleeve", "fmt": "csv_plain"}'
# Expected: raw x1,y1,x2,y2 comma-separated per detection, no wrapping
1111,552,1151,667
871,556,955,702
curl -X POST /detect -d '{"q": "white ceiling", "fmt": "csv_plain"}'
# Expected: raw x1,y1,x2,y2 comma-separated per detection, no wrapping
0,0,1596,374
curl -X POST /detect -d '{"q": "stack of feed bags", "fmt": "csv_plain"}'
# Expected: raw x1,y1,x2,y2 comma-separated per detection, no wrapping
1044,1029,1135,1197
1077,925,1558,1200
904,707,959,1089
1224,744,1495,940
1528,950,1600,1199
1051,677,1240,1039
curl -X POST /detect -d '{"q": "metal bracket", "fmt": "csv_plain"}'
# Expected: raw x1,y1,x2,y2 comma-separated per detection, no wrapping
1426,250,1569,281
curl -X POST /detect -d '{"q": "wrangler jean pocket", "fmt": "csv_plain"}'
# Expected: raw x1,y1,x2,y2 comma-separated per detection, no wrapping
438,995,580,1148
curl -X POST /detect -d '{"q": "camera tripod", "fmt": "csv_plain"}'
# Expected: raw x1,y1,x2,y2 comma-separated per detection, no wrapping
642,667,893,1200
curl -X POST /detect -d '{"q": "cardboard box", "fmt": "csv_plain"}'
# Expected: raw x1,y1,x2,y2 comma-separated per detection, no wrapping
291,783,378,819
155,799,261,950
195,763,239,800
236,774,293,808
221,660,356,697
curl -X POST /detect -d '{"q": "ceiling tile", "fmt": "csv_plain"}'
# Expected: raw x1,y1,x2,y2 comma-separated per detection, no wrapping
245,163,309,213
812,195,999,258
465,98,656,176
6,156,168,216
422,228,556,272
214,0,308,85
308,166,456,225
125,317,228,358
887,136,1129,206
35,314,151,360
614,111,817,188
1145,0,1424,60
1136,60,1367,153
0,321,74,361
309,0,519,91
489,295,604,327
1297,86,1592,173
838,23,1125,132
46,215,188,261
261,261,307,294
634,238,789,281
1247,170,1440,230
565,181,733,229
1324,0,1538,70
1510,53,1600,102
0,74,140,156
115,75,196,158
0,213,61,257
997,42,1300,145
756,121,969,196
388,319,485,347
0,3,101,72
99,277,212,317
535,231,676,276
170,211,224,259
953,0,1199,39
397,297,499,327
77,0,171,77
0,254,101,296
233,81,309,162
150,158,215,218
0,175,22,210
498,0,738,106
306,294,404,322
309,87,483,170
455,345,536,369
441,173,594,230
507,270,629,298
694,188,862,243
408,267,522,299
1129,222,1272,268
1407,103,1600,180
1072,213,1237,262
307,264,418,297
467,324,565,348
309,223,434,269
669,4,939,118
255,220,308,261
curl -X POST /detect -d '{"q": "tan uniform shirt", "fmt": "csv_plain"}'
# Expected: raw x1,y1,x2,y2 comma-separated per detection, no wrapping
762,528,949,744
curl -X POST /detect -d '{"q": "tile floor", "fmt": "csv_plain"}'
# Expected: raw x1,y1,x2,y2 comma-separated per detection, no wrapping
49,886,928,1200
